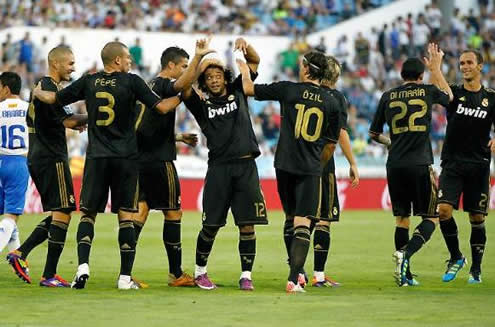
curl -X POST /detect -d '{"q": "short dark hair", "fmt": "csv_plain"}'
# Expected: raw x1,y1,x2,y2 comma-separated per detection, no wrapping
401,58,425,81
461,49,484,65
302,51,328,81
0,72,21,95
197,64,234,93
101,41,127,65
160,47,189,70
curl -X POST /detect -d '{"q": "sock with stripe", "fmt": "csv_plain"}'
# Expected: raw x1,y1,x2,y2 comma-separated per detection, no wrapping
195,226,218,268
405,220,436,260
77,215,95,265
313,225,330,274
17,216,52,259
163,219,183,278
470,220,486,273
42,220,68,279
118,220,136,276
288,225,311,283
239,231,256,273
440,217,463,260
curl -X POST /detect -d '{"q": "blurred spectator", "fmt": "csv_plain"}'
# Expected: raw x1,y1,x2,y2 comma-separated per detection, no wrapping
130,37,143,70
0,0,395,36
18,32,33,73
354,32,370,65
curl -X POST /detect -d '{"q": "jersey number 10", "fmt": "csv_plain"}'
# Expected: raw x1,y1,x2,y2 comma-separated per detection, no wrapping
0,124,26,149
294,103,323,142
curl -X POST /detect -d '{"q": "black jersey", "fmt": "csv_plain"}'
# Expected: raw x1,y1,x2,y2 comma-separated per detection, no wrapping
254,81,341,176
441,84,495,164
27,77,73,161
322,87,349,175
136,77,179,162
370,83,449,167
55,71,161,159
183,73,260,165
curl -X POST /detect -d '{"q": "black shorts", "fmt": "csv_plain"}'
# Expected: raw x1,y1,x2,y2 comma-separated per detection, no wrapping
80,158,138,214
438,160,491,215
28,159,76,213
138,161,180,210
202,159,268,227
319,172,340,222
386,165,438,218
276,169,321,220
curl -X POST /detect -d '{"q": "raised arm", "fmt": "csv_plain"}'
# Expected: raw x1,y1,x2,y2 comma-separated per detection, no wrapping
173,36,215,92
339,129,359,187
234,38,260,73
237,59,255,96
155,96,182,114
424,43,454,102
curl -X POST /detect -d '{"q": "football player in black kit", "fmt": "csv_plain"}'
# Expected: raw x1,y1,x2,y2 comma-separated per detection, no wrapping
132,38,213,288
238,51,341,293
311,55,359,288
435,49,495,284
33,41,181,289
7,46,87,287
369,44,453,287
182,38,267,291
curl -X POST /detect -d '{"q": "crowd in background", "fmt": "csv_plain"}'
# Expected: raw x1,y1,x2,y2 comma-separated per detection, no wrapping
1,0,495,164
0,0,394,36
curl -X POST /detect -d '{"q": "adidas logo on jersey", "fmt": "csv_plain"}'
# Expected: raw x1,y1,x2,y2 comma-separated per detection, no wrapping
208,101,238,118
456,104,487,119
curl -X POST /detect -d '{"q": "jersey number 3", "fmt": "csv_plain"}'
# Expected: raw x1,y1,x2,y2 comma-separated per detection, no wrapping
96,92,116,126
390,99,427,135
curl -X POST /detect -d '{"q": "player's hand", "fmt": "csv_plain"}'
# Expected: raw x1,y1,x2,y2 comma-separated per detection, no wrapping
424,42,444,71
488,139,495,153
349,164,360,188
236,59,249,75
179,133,198,147
234,38,248,55
33,82,42,99
195,35,215,57
72,125,87,133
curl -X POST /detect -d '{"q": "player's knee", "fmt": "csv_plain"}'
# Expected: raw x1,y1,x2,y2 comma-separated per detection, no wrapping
239,225,254,233
438,204,453,221
80,212,96,224
52,210,71,224
199,226,220,243
317,220,330,227
395,217,410,228
425,217,439,226
469,213,485,224
164,209,182,221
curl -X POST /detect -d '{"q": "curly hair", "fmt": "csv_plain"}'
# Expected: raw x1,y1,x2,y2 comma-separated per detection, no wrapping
197,64,234,93
302,51,328,81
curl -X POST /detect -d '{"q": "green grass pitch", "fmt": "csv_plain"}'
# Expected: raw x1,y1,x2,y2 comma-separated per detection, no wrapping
1,210,494,327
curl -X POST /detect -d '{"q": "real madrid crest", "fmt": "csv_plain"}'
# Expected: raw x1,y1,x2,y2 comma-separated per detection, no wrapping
228,95,235,101
482,98,489,107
